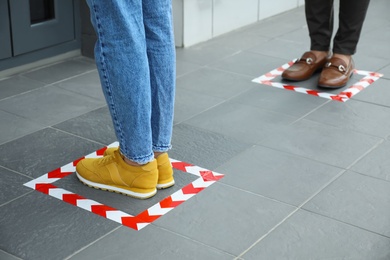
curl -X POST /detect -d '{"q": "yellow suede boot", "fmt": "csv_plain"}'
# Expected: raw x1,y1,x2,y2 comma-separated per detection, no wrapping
76,150,158,199
104,147,175,189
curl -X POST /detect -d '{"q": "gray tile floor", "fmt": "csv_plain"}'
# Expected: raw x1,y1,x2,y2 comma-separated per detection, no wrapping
1,1,390,259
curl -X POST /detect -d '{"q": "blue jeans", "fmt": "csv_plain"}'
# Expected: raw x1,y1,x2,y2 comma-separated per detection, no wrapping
86,0,176,164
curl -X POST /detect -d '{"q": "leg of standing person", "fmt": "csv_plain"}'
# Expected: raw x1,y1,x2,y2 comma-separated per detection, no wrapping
143,0,176,189
319,0,371,88
281,0,333,81
76,0,176,199
102,0,176,189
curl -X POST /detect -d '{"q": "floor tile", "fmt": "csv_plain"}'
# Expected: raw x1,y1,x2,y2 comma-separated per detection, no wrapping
175,42,238,66
216,145,342,206
176,67,254,100
353,53,390,72
378,64,390,80
0,75,44,100
154,182,296,255
174,87,225,124
243,7,306,38
0,167,32,205
207,30,270,52
350,139,390,181
0,85,105,126
176,59,202,78
184,101,296,144
0,192,118,260
21,58,96,84
229,84,327,118
0,250,21,260
0,1,388,258
258,119,382,168
0,110,44,145
56,165,198,217
248,37,307,60
0,128,102,178
68,225,235,260
170,124,251,170
209,51,286,77
303,171,390,237
352,78,390,107
276,26,310,46
305,99,390,138
53,106,117,145
241,209,390,260
54,70,105,101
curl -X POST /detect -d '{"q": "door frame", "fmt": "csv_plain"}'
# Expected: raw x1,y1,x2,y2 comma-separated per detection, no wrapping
0,0,81,72
9,0,75,56
0,0,12,60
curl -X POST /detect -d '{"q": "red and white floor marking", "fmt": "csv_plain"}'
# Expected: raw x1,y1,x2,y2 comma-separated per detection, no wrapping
24,142,224,231
252,60,383,102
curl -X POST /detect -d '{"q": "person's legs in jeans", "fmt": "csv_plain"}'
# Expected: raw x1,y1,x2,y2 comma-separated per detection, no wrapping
143,0,176,156
76,0,175,198
144,0,176,188
89,0,153,164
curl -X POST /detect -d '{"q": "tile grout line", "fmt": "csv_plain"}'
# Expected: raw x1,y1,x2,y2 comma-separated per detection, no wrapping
0,69,97,102
63,226,122,260
235,137,385,258
235,170,348,259
151,225,239,258
0,190,34,208
48,126,108,147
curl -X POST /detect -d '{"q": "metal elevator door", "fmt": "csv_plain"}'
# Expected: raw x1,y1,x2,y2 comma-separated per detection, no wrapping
0,0,75,58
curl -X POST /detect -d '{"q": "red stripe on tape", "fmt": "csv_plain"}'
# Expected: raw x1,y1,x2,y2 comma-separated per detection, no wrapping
182,183,204,194
48,168,73,179
121,216,139,230
284,85,296,91
306,90,320,96
200,171,223,181
160,196,184,208
91,205,116,217
73,157,84,167
171,161,193,172
260,80,273,85
349,85,364,91
96,147,108,156
63,193,85,206
362,78,374,84
330,95,344,102
339,92,352,98
35,183,57,194
136,210,160,223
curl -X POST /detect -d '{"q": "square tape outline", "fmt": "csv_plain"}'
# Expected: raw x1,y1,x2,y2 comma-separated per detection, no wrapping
252,60,383,102
24,142,224,231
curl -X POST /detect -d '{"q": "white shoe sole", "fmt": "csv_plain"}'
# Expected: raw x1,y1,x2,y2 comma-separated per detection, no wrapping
76,172,157,199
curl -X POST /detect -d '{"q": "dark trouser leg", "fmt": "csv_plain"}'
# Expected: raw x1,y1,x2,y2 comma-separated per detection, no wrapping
333,0,370,55
305,0,334,52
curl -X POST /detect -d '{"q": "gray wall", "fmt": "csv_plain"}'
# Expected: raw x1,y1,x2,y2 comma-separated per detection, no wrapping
80,1,96,59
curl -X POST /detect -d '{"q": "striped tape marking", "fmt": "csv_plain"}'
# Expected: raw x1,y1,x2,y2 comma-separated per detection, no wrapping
252,61,383,102
24,142,224,231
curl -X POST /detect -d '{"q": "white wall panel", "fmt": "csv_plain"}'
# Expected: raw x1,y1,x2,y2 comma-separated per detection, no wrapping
183,0,213,47
213,0,258,37
259,0,298,20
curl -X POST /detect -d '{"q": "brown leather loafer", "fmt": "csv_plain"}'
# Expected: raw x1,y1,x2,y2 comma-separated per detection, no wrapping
318,57,354,89
281,51,328,81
